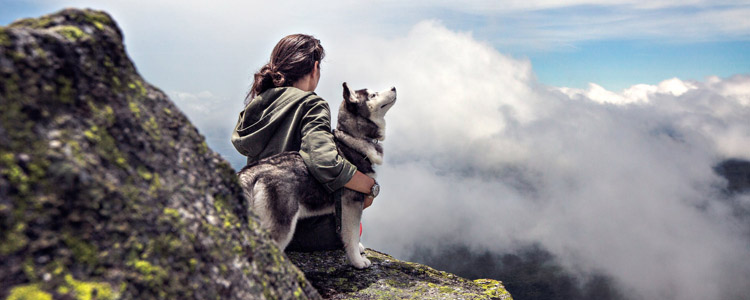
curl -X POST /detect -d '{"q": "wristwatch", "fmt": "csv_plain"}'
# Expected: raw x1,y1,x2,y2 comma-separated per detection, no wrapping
369,180,380,198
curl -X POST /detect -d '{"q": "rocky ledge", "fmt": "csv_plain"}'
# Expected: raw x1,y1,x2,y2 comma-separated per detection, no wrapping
289,249,512,299
0,8,512,300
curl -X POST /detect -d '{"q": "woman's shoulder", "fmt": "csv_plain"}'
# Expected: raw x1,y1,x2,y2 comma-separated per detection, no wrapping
288,89,329,108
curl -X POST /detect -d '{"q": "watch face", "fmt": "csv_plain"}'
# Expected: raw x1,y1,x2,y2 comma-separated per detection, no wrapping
371,183,380,197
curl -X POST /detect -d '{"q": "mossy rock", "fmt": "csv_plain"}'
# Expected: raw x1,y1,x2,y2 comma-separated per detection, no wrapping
288,249,512,299
0,8,318,299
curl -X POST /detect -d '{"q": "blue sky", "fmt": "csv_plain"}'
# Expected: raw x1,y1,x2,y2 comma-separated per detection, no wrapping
1,1,748,91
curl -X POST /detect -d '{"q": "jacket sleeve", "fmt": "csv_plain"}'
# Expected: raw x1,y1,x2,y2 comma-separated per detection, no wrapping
299,97,357,192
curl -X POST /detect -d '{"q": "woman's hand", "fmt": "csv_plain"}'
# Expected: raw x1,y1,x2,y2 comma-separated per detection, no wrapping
345,171,377,210
344,171,376,195
363,196,374,210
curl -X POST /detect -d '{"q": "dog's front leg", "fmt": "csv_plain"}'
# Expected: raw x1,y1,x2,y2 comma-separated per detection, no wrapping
341,193,371,269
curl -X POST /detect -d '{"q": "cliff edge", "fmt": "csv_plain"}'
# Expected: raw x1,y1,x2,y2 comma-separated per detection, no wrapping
288,249,512,299
0,8,512,299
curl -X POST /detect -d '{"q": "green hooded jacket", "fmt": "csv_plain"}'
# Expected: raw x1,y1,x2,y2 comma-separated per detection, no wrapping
231,87,356,192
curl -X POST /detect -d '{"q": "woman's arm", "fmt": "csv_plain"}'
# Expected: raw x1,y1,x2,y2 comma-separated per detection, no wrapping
344,171,375,194
299,97,359,192
299,96,377,208
346,171,376,210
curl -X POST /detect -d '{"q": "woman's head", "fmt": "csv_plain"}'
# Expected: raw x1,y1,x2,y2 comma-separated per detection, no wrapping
249,34,325,99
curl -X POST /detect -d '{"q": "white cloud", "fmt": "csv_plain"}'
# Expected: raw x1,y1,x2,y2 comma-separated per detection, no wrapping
559,77,700,105
326,21,750,300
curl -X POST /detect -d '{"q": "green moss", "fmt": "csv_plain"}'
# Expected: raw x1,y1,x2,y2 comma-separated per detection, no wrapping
52,261,65,275
9,15,52,29
57,76,74,104
163,207,180,219
130,259,168,283
133,79,147,96
126,80,147,96
197,141,209,155
143,116,160,140
0,152,30,195
2,73,21,102
87,101,115,127
10,50,26,61
78,10,113,27
83,125,127,169
0,222,28,255
128,101,140,118
136,165,153,181
64,274,115,300
23,258,37,281
52,25,87,41
83,126,99,142
213,195,228,213
0,27,11,47
474,279,513,300
188,258,198,271
62,233,98,267
7,284,52,300
103,56,114,70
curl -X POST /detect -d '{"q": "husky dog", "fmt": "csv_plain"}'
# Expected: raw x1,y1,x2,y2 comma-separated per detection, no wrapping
237,83,396,269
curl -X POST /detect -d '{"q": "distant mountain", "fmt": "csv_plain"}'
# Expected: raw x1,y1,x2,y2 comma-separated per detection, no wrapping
715,159,750,194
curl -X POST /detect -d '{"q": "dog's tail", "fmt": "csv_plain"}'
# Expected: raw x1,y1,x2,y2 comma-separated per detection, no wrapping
237,169,260,205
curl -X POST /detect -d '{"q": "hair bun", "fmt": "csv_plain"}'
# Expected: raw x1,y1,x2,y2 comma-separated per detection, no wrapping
271,71,286,86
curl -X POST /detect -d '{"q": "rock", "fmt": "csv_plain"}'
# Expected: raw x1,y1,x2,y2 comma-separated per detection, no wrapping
288,249,513,299
0,8,318,299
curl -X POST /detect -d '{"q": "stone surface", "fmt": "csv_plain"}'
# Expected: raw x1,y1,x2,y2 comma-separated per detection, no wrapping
0,8,318,299
288,249,513,299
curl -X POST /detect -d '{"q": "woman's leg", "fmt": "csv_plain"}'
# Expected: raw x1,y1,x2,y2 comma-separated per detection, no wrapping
285,214,343,252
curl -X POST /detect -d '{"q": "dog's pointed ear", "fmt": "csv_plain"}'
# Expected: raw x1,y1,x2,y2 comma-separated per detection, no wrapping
343,82,358,103
343,82,360,104
342,82,360,113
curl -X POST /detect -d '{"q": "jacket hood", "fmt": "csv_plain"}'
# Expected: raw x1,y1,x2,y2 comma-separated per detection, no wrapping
231,87,317,159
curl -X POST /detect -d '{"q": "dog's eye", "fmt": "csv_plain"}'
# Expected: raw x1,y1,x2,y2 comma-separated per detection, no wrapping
369,93,376,99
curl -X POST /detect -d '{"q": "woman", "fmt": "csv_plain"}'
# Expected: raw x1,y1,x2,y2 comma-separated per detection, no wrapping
231,34,376,251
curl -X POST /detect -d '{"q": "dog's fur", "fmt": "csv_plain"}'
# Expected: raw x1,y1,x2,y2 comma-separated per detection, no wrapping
237,83,396,269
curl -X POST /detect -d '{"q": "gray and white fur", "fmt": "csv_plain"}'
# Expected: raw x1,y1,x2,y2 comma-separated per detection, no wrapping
237,83,396,269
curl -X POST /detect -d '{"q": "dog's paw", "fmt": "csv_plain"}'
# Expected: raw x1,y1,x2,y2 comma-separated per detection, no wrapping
351,256,372,269
359,242,366,254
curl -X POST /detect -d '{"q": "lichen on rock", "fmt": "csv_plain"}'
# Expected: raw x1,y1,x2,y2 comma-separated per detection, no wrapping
288,249,512,299
0,8,318,299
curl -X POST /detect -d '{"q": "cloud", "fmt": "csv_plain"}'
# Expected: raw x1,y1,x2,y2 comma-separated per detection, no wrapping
166,90,246,165
321,20,750,300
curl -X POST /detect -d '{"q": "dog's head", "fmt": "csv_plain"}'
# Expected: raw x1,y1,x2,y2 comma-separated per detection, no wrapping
339,82,397,140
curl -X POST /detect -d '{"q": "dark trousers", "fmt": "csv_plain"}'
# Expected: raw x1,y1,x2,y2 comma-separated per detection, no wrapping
285,213,343,252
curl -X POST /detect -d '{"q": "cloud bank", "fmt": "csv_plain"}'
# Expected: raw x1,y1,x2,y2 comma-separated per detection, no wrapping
315,21,750,300
163,17,750,299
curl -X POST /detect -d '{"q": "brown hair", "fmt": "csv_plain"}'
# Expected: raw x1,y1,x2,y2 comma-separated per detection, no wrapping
247,34,325,100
